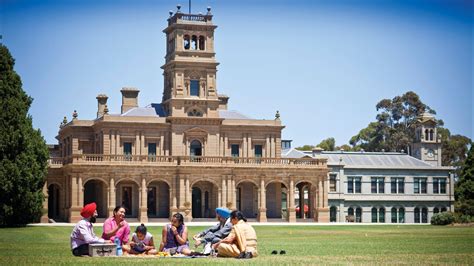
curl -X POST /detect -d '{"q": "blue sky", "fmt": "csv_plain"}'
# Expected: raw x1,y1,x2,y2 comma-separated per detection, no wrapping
1,0,472,147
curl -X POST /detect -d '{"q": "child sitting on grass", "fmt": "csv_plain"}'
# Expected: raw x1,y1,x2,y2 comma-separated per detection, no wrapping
127,224,157,255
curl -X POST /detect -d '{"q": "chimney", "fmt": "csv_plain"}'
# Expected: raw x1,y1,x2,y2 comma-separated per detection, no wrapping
96,94,108,118
312,147,323,157
120,87,139,114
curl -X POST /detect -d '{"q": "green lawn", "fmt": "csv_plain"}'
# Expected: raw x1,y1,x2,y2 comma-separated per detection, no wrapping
0,225,473,265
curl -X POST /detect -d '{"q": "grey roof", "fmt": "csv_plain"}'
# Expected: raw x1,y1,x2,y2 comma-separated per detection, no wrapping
119,103,166,117
219,110,252,119
282,148,446,169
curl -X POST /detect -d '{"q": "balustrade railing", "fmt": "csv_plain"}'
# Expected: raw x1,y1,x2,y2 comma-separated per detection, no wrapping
48,154,327,168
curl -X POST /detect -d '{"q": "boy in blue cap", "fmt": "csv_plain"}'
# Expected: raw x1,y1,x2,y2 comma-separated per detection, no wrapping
193,207,232,255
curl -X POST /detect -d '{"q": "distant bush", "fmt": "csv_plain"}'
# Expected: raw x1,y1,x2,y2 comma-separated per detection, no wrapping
454,213,473,224
431,212,455,225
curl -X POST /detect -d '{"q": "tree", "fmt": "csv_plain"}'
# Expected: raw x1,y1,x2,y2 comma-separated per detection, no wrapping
455,145,474,217
295,145,315,151
0,44,49,226
316,137,336,151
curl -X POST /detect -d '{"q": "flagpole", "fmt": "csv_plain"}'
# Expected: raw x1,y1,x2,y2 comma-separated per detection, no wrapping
189,0,191,14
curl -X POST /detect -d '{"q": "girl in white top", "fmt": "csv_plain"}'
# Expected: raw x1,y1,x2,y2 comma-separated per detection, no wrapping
129,224,157,255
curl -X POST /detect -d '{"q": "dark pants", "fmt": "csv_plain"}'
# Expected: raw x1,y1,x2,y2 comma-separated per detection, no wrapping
72,244,89,256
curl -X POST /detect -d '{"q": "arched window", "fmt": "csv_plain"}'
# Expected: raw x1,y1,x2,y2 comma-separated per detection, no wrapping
371,207,377,223
414,207,420,223
441,207,447,212
429,129,434,141
330,206,337,222
399,208,405,223
422,207,428,223
191,35,198,50
348,207,354,216
356,207,362,223
424,129,429,140
391,207,397,223
184,35,190,50
199,36,205,50
433,207,439,214
379,207,385,223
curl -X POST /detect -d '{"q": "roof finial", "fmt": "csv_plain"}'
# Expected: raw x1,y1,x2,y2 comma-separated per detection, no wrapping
169,10,173,17
207,6,212,15
72,110,78,120
275,110,280,120
60,116,67,128
177,4,182,13
104,104,109,115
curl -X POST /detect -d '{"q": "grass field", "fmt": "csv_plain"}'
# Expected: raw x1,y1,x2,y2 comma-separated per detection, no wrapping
0,225,473,265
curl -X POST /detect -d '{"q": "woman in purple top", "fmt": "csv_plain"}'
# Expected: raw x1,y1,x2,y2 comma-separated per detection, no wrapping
159,213,191,255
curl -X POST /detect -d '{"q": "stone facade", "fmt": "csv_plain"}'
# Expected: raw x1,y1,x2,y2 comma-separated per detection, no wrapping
43,8,329,223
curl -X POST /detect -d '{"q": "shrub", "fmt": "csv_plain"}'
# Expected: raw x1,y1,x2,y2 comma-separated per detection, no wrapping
454,213,473,224
431,212,455,225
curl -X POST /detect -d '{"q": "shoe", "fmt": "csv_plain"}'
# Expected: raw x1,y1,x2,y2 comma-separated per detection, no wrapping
271,250,278,255
203,243,212,255
280,250,286,255
244,252,253,259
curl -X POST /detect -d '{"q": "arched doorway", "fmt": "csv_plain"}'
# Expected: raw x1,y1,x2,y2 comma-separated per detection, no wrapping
192,181,217,218
147,181,170,218
84,179,108,218
190,140,202,157
330,206,337,222
295,182,315,219
48,184,61,220
115,180,139,218
266,181,288,219
236,181,258,218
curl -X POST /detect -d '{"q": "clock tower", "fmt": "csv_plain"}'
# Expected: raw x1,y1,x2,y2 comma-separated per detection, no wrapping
411,112,442,166
161,5,220,118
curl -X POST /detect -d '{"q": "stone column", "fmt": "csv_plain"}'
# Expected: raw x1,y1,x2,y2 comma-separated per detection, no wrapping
178,175,185,210
109,177,116,217
69,175,81,222
287,178,296,222
257,178,267,222
184,177,192,222
232,178,237,210
40,181,49,223
221,177,227,208
317,178,329,222
139,177,148,223
227,176,233,209
78,175,84,208
339,202,345,222
110,130,116,155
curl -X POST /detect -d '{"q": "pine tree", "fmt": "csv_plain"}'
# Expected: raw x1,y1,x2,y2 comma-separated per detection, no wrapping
0,44,49,226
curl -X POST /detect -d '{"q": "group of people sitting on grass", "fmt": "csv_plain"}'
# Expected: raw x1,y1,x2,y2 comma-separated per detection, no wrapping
70,202,257,259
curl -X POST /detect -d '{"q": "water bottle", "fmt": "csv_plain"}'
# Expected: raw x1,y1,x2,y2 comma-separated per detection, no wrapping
114,237,122,256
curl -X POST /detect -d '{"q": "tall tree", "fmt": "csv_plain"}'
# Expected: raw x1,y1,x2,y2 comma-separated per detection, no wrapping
316,137,336,151
455,145,474,216
350,91,437,152
0,44,49,226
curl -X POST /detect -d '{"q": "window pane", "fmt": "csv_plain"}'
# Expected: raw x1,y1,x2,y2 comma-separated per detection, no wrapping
348,178,353,193
422,208,428,223
254,145,262,158
371,178,377,193
356,208,362,222
433,178,439,194
414,178,420,194
190,80,199,96
330,175,336,192
379,208,385,223
391,208,397,223
391,178,397,193
399,208,405,223
371,208,377,223
379,178,385,194
231,144,239,157
348,207,354,216
148,143,156,155
421,179,427,193
124,142,132,154
440,179,446,193
433,207,439,214
355,178,361,193
414,208,420,223
399,179,405,194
